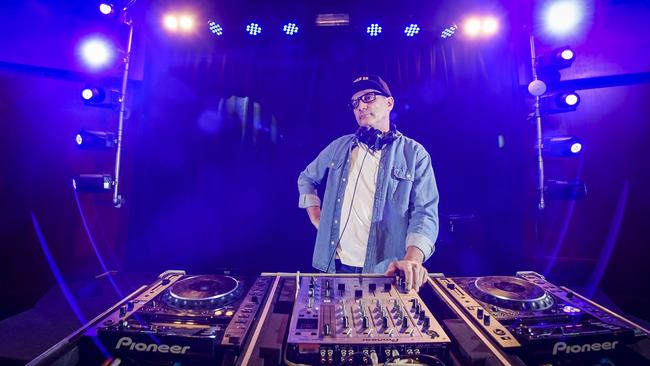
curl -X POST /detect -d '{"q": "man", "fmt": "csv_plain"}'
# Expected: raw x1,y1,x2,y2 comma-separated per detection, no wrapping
297,75,439,291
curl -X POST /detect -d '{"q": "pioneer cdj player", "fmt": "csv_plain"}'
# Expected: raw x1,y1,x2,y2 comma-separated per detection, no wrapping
86,270,272,365
286,273,450,365
430,271,650,364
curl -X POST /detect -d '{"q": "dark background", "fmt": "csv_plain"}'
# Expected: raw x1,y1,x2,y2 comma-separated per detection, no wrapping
1,0,649,341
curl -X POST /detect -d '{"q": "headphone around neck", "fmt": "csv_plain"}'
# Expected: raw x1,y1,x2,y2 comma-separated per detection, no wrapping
355,125,398,151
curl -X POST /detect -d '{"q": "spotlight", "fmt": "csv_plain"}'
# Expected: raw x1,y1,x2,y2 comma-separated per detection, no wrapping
81,86,106,103
179,15,194,31
537,46,575,70
540,91,580,114
99,3,114,15
283,22,299,35
482,17,499,35
78,37,114,70
441,25,457,39
73,174,114,193
544,0,583,35
404,24,420,37
208,21,223,36
315,13,350,27
542,136,583,157
367,23,382,37
463,17,482,37
545,179,587,200
246,22,262,36
75,129,117,150
163,14,179,31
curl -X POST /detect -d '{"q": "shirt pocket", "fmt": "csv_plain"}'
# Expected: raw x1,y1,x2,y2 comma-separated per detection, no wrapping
390,166,415,209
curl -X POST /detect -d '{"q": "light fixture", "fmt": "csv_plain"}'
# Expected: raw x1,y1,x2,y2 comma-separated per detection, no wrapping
441,25,458,39
545,179,587,200
544,0,583,35
283,22,299,36
208,21,223,36
404,24,420,37
99,3,114,16
540,91,581,114
246,22,262,36
367,23,382,37
542,136,583,157
81,86,106,103
75,129,117,150
78,37,114,70
73,174,114,193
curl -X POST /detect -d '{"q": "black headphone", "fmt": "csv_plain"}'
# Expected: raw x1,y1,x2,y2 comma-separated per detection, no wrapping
355,125,398,151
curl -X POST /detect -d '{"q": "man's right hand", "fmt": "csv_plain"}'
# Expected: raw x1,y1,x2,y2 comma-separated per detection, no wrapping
306,206,321,229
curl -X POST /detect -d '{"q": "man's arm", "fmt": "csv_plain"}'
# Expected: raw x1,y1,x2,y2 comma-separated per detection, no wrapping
385,150,439,291
298,139,341,225
306,206,321,229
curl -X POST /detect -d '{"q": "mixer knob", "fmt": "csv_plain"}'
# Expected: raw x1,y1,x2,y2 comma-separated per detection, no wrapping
477,308,484,319
362,316,369,329
384,283,391,292
446,282,455,290
355,289,363,298
323,323,331,336
369,283,376,292
382,316,389,329
338,283,345,293
326,280,331,289
342,316,349,329
402,316,409,328
325,288,331,298
483,314,491,326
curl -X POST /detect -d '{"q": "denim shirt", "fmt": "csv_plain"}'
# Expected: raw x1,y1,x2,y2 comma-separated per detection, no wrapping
297,132,439,273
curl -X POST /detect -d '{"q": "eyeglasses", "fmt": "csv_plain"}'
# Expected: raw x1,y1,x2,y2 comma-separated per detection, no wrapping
349,91,387,109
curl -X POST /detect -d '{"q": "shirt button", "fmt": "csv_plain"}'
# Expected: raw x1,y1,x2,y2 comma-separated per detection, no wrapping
330,241,335,245
342,178,346,182
334,220,338,224
337,198,341,202
406,173,411,178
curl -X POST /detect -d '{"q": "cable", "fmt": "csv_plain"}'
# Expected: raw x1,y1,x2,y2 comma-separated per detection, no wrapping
325,143,372,273
383,353,447,366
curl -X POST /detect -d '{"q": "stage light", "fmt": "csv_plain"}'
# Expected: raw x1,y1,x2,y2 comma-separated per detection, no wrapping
540,91,581,114
208,21,223,36
545,179,587,200
246,22,262,36
163,14,179,31
315,13,350,27
441,25,457,39
79,37,114,70
542,136,583,157
179,15,194,31
283,22,299,35
75,129,117,150
464,17,482,37
99,3,114,15
81,86,106,103
404,24,420,37
482,17,499,35
73,174,114,193
537,46,575,70
367,23,382,37
544,0,582,35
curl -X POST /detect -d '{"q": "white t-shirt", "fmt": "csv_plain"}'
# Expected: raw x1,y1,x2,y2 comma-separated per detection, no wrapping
336,144,382,267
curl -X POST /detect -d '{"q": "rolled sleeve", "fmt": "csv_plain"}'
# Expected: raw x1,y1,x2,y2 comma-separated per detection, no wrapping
406,150,439,261
299,193,321,208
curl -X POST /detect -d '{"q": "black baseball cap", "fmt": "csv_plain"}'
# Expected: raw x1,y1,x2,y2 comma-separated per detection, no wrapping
351,75,392,97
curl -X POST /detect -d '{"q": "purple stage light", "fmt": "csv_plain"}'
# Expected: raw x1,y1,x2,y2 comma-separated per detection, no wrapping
404,24,420,37
367,23,382,37
570,142,582,154
544,0,583,35
560,48,574,61
482,17,499,35
563,92,579,106
246,22,262,36
208,21,223,36
78,37,114,70
283,22,299,36
164,14,179,31
99,3,114,15
464,17,481,37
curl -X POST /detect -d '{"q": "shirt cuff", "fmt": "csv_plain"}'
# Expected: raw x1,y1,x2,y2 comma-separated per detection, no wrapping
406,232,435,261
299,193,321,208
